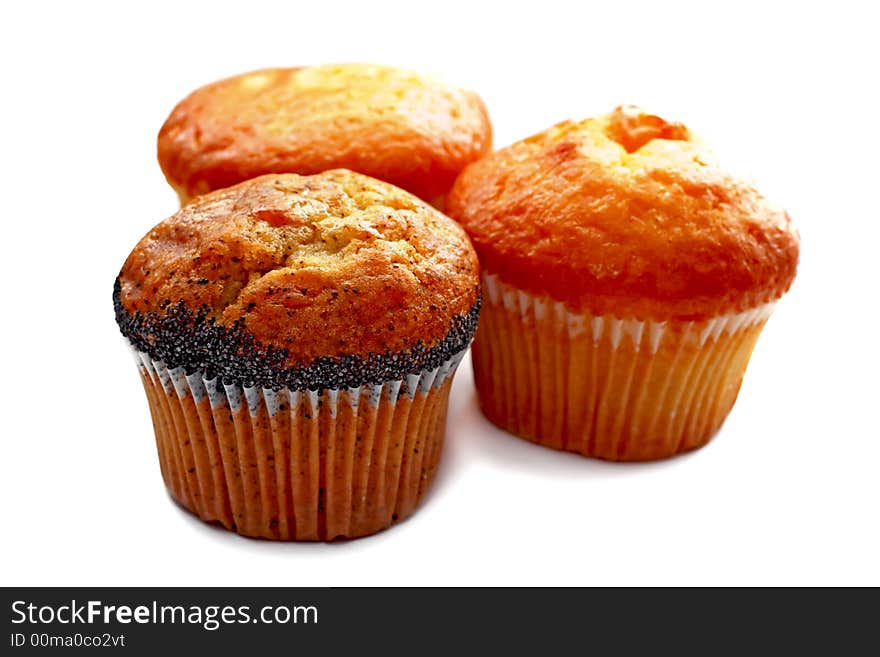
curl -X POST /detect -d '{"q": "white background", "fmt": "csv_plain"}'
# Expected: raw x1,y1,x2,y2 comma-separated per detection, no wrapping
2,0,877,586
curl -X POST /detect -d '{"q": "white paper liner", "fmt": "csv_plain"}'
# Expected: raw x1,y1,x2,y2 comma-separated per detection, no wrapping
483,274,775,352
474,273,775,460
133,347,466,540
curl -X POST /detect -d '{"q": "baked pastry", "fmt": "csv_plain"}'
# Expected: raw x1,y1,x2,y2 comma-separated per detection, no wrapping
114,170,481,539
446,105,799,461
158,63,492,206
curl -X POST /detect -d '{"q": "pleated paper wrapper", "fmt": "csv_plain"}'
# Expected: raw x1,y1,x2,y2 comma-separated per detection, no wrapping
472,273,775,461
134,348,465,540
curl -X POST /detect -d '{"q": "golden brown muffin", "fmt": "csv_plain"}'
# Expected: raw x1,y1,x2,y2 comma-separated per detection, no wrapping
446,105,799,461
158,64,493,206
448,105,798,321
114,170,481,539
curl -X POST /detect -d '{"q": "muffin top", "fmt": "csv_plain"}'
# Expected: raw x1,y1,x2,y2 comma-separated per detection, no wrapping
158,63,492,204
115,170,481,389
446,105,800,321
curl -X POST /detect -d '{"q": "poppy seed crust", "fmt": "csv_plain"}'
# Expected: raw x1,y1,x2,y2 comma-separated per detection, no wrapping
114,278,479,391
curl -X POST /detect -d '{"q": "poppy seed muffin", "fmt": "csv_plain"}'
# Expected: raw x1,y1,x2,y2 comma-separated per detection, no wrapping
114,170,481,540
158,63,493,206
446,105,799,461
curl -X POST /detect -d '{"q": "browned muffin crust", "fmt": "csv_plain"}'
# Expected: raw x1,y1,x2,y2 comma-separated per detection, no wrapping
447,106,799,320
115,171,481,388
158,64,493,203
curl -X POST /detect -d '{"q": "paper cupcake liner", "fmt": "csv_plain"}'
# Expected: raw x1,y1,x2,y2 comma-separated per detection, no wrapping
472,273,775,461
134,348,466,540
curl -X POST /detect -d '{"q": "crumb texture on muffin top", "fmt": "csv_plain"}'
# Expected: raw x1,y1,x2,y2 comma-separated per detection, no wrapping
446,105,799,320
159,64,492,203
115,171,481,389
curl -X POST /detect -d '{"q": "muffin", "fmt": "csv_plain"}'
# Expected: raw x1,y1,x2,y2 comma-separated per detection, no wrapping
446,105,799,461
114,170,481,539
158,63,492,207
